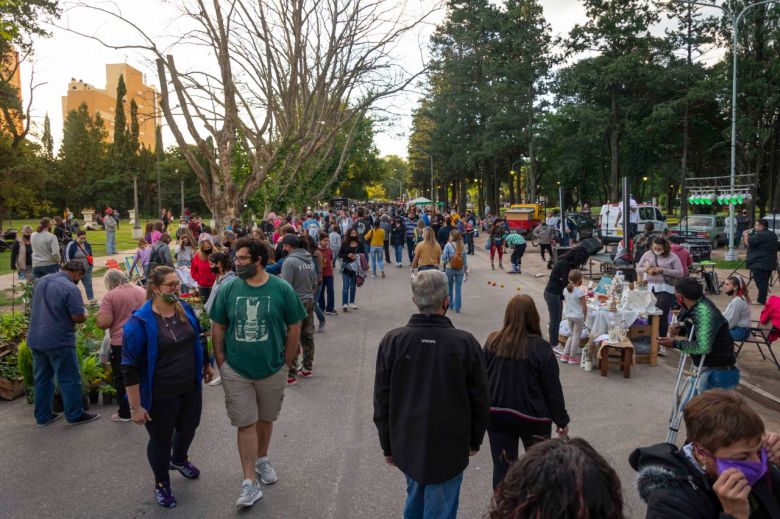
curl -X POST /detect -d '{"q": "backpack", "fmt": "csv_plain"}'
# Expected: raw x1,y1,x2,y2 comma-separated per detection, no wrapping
308,223,320,239
149,243,169,270
449,245,464,269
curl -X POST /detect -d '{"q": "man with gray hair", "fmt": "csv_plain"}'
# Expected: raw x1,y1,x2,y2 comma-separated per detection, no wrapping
97,268,146,421
373,270,489,519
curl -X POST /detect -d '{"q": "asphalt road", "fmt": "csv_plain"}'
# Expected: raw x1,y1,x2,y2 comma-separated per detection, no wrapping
2,245,778,519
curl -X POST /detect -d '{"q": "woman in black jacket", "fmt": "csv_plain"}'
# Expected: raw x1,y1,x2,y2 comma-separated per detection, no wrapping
390,217,406,267
484,294,570,489
544,245,591,346
338,228,365,312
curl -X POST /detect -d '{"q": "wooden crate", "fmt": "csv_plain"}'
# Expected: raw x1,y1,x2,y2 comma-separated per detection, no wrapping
0,376,24,401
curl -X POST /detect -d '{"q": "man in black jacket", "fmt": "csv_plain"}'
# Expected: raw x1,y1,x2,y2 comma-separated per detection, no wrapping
630,390,780,519
744,218,779,305
373,270,489,519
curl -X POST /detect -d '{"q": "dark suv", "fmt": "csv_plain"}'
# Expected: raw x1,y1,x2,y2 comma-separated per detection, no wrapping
565,212,596,241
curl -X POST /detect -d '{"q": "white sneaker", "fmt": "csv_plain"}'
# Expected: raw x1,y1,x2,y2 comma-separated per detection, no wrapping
255,457,278,485
236,479,263,508
552,345,565,356
208,376,222,386
343,304,349,313
349,303,357,309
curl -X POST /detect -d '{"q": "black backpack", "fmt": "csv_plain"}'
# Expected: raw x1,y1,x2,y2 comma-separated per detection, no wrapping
149,243,170,270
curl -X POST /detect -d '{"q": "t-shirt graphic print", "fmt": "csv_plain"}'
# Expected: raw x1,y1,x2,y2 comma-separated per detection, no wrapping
235,296,270,342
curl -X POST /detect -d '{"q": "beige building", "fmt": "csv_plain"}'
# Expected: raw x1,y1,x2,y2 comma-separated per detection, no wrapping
62,63,159,150
1,45,24,135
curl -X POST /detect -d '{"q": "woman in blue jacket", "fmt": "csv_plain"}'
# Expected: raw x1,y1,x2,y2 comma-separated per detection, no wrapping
122,266,214,508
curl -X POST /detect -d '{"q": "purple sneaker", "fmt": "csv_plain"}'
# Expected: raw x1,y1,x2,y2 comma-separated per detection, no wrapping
170,459,200,479
154,482,177,508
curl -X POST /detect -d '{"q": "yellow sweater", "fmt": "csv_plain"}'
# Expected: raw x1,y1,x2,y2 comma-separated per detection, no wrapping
365,228,385,247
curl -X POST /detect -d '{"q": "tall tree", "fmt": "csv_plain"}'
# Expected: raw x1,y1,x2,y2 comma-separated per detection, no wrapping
41,112,53,160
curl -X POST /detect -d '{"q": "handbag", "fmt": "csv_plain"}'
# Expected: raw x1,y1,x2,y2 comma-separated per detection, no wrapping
653,254,678,287
99,330,111,364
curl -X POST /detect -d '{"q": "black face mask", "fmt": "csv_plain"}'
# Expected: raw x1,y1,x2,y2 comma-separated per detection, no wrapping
726,289,735,296
202,247,212,253
237,263,257,280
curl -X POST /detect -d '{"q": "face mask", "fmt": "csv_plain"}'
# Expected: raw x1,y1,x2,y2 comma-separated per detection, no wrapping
726,289,735,296
711,448,768,487
653,251,662,256
210,266,220,274
237,263,257,279
202,247,212,253
160,292,179,304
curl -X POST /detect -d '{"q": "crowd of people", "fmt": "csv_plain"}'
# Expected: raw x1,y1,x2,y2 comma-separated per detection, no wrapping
12,200,780,518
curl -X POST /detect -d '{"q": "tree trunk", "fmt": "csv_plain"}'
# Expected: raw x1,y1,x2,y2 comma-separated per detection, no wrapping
528,137,537,202
457,177,466,214
610,92,620,201
771,116,780,211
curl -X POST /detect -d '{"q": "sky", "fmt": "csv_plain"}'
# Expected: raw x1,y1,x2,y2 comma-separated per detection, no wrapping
19,0,668,160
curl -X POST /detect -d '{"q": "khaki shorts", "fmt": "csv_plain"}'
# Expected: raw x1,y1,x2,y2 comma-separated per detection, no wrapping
219,361,286,427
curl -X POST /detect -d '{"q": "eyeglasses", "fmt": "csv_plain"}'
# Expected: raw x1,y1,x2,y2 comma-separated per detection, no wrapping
161,281,181,288
234,255,253,263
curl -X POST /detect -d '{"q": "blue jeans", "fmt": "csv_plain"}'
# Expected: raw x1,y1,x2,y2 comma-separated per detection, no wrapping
318,275,335,312
445,268,464,313
33,264,59,280
313,284,325,324
105,231,116,254
341,272,356,305
404,472,463,519
32,348,85,423
729,327,750,341
80,265,94,300
394,244,404,265
682,365,740,408
370,246,384,274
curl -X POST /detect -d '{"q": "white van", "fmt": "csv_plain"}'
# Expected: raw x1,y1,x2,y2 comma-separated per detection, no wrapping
599,203,668,243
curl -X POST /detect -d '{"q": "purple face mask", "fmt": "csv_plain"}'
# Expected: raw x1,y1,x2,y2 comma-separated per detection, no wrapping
714,448,768,487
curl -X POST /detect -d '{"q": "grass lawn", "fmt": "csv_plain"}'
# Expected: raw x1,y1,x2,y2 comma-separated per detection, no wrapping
0,219,158,276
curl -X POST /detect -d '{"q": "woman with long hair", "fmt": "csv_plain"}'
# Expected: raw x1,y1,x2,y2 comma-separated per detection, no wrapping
544,246,591,347
151,221,164,245
130,238,152,281
489,438,624,519
190,236,216,301
338,228,365,311
484,295,570,489
442,230,468,313
722,276,752,341
175,231,196,267
144,222,155,244
122,266,214,508
636,236,684,338
411,227,442,272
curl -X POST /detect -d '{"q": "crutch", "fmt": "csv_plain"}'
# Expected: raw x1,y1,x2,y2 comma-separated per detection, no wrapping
666,326,706,445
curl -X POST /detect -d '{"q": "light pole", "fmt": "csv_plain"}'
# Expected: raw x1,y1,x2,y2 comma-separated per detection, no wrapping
413,146,434,207
132,173,141,239
679,0,779,260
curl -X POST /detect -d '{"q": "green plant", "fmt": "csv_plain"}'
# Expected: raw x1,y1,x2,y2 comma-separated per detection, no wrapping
0,312,28,343
80,353,105,391
17,340,33,387
99,385,116,396
0,353,21,381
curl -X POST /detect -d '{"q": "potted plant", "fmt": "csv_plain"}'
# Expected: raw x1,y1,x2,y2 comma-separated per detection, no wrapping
0,352,23,401
17,341,34,404
80,354,104,404
100,385,116,406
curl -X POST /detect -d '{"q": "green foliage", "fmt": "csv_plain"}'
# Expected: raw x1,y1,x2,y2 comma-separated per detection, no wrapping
80,353,105,390
17,339,32,386
0,311,26,343
0,352,19,380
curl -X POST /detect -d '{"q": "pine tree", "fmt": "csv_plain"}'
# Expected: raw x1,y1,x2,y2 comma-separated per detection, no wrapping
113,74,128,152
41,113,53,160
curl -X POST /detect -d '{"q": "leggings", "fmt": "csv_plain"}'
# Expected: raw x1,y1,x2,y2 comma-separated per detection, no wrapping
145,388,202,485
544,290,563,346
540,244,552,260
487,412,551,489
490,242,503,261
653,290,676,337
563,318,584,358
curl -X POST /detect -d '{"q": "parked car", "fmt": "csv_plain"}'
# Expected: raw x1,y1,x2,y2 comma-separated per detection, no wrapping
566,212,596,242
669,215,728,249
761,214,780,240
599,203,667,243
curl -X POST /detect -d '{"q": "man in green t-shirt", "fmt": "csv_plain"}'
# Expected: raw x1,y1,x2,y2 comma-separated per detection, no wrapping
209,237,307,509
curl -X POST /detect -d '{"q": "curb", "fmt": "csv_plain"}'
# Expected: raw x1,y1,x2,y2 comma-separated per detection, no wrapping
737,380,780,413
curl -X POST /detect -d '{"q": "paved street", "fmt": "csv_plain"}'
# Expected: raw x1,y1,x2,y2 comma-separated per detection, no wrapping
1,246,778,519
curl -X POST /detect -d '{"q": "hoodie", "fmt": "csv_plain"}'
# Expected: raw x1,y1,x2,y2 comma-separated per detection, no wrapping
280,248,317,301
629,442,780,519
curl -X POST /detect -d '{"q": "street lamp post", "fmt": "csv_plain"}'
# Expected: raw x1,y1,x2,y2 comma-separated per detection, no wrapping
680,0,779,260
132,174,141,239
413,147,434,207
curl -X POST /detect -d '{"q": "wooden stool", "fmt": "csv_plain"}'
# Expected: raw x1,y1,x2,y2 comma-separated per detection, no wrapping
598,340,633,378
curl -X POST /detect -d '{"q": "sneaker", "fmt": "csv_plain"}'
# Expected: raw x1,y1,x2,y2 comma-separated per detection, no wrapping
67,412,100,426
286,376,298,386
154,482,177,508
552,345,565,356
560,354,570,363
318,321,326,332
37,413,62,427
370,274,377,278
568,356,582,365
170,459,201,479
381,271,385,278
255,457,278,485
658,346,667,357
298,369,313,378
342,304,349,313
349,303,358,309
325,310,338,316
209,376,223,386
111,413,132,423
236,479,263,508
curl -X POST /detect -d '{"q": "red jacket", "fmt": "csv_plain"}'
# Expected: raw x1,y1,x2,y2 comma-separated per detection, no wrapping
190,253,215,288
319,246,334,277
759,296,780,342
